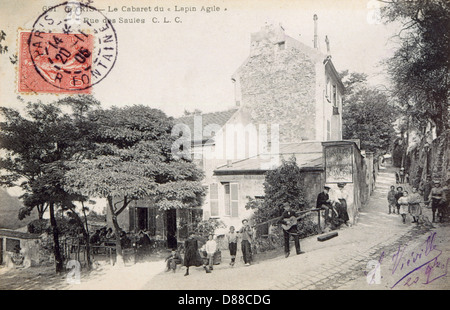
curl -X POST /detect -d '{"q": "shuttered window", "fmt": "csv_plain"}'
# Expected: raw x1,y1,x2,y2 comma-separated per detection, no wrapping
230,183,239,217
210,183,219,217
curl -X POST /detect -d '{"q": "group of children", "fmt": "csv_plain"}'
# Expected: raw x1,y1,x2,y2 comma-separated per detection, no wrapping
387,179,447,224
164,220,254,276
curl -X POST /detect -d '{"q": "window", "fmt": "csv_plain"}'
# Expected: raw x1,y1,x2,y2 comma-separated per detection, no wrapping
210,183,219,217
332,85,337,107
6,238,20,252
223,183,239,217
230,184,239,217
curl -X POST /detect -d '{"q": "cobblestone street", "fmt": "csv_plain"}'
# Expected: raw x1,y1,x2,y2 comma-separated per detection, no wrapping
142,167,449,290
1,167,447,290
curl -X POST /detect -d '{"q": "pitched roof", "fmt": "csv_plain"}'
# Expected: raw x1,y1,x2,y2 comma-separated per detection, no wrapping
214,141,324,174
175,108,239,143
0,228,40,239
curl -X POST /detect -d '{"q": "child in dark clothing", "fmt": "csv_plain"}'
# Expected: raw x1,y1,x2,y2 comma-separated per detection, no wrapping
165,249,182,273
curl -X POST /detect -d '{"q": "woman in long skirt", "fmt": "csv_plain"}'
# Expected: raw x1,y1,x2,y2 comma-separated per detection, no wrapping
335,183,350,226
183,232,202,276
408,187,422,224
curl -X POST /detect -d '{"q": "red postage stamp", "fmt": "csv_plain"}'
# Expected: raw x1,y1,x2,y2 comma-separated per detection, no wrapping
18,1,118,93
19,31,93,93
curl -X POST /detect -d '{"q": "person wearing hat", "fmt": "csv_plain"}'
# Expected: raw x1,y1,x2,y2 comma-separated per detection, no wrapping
431,180,444,223
238,219,253,266
278,203,304,258
317,186,332,224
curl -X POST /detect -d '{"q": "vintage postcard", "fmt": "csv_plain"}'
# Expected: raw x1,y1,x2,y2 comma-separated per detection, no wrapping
0,0,448,296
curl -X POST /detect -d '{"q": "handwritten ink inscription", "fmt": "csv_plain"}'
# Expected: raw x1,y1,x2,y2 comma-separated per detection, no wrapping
325,146,353,183
390,232,449,289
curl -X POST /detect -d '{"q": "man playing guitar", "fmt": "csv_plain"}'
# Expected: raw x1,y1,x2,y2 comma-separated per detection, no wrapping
278,203,305,258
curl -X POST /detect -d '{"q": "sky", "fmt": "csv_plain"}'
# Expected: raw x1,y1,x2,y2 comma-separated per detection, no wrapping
0,0,401,117
0,0,401,200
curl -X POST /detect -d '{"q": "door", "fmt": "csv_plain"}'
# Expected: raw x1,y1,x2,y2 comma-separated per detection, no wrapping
166,209,177,249
136,207,149,231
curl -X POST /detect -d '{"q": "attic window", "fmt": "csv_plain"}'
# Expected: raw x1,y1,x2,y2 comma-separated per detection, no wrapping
277,41,285,50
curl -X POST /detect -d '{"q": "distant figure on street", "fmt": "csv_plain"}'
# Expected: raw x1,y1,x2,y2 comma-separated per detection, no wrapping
399,168,405,183
239,219,253,266
431,181,445,223
395,172,400,184
165,248,182,272
226,226,238,266
394,186,404,214
278,203,304,258
408,187,422,224
387,185,397,214
317,186,332,224
398,190,409,224
183,232,202,276
422,176,433,207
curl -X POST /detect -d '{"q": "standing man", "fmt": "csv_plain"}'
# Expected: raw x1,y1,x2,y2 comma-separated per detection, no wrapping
278,203,304,258
317,186,332,224
239,219,253,266
399,168,405,183
431,180,444,223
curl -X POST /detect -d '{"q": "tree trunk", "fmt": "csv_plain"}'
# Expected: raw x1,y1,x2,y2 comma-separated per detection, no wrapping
69,206,92,270
107,196,124,266
49,202,64,273
81,203,92,270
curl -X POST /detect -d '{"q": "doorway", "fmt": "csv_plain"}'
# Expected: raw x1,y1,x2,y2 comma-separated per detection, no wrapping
166,209,177,249
136,207,148,231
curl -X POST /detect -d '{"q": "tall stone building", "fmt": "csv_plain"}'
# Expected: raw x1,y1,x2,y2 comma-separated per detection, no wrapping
232,23,345,143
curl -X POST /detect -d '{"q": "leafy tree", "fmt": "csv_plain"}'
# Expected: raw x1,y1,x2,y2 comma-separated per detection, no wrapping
0,96,99,272
247,157,307,224
381,0,450,136
340,70,399,156
64,105,205,265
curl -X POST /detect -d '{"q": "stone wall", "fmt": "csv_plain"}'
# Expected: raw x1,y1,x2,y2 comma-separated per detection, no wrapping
235,28,318,143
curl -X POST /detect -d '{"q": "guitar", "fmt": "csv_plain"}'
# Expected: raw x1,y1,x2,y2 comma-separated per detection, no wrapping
281,214,307,231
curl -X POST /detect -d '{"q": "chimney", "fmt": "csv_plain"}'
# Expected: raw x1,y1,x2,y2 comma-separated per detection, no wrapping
313,14,318,49
325,35,330,54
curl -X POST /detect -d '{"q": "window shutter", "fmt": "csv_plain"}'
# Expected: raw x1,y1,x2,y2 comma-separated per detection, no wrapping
230,183,239,217
210,183,219,216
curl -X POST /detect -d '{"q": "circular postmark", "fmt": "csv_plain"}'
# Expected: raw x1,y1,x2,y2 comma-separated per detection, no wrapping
28,1,118,91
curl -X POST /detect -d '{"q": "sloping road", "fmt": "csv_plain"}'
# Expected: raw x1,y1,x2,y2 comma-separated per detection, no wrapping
142,167,449,290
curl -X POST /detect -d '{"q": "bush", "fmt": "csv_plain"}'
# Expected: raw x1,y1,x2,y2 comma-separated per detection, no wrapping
194,218,226,237
27,219,50,234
